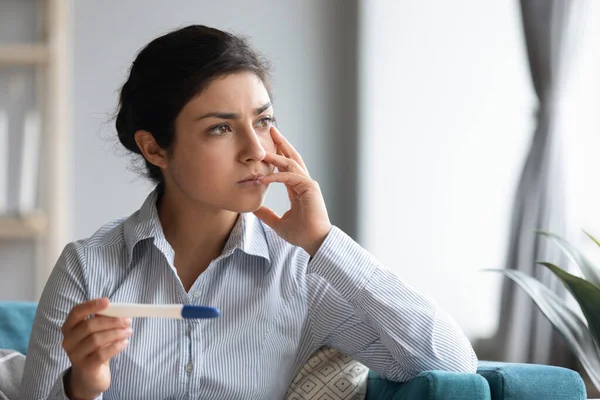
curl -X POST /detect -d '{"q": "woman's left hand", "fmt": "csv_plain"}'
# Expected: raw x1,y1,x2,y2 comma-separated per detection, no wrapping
253,127,332,257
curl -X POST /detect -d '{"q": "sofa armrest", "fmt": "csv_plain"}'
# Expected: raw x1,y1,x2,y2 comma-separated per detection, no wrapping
477,361,586,400
366,370,490,400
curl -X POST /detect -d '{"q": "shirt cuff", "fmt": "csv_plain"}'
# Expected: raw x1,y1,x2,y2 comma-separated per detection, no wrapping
47,369,71,399
49,368,102,400
307,226,379,301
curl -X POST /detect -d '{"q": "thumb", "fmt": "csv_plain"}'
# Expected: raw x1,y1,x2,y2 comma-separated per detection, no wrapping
253,206,281,230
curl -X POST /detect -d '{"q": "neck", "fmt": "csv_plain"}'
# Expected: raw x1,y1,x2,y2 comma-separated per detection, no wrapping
157,183,239,269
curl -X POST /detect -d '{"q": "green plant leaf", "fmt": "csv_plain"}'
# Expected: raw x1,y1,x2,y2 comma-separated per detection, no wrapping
536,230,600,288
584,231,600,248
486,268,600,390
538,262,600,349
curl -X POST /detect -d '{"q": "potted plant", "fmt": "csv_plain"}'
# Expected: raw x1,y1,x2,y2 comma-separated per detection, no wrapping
489,231,600,392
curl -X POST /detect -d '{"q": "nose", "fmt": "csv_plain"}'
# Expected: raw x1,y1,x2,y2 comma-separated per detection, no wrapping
239,126,267,164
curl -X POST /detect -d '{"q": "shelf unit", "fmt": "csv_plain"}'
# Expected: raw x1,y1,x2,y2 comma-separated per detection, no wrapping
0,212,48,239
0,45,49,65
0,0,71,299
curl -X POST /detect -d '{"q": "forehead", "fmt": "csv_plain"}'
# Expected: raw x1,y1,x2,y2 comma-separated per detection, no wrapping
184,72,271,114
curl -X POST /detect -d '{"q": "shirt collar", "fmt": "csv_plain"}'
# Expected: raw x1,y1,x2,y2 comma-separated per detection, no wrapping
220,212,271,263
123,186,271,268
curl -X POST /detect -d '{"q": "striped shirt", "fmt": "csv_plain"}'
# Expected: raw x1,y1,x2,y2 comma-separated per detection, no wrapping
20,188,477,400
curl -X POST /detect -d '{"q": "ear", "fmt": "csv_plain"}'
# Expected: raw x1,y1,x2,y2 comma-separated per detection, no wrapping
134,130,169,169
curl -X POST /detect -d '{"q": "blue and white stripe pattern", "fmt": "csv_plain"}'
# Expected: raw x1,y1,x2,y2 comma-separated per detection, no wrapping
20,188,477,400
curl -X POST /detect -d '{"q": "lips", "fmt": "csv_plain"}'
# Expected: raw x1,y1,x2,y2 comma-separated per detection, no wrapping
237,173,265,184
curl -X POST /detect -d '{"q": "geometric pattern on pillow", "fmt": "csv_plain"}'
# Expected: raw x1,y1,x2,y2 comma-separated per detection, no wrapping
285,347,368,400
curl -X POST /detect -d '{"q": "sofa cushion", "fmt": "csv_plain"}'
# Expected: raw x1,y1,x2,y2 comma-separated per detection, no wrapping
366,369,490,400
477,361,586,400
0,302,37,355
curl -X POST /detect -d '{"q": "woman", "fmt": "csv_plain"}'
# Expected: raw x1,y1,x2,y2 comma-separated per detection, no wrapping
20,25,477,400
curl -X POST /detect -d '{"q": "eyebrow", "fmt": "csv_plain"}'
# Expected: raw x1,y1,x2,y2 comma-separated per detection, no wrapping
195,102,272,121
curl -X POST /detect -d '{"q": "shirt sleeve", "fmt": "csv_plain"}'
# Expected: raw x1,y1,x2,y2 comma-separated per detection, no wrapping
305,226,478,382
19,242,103,400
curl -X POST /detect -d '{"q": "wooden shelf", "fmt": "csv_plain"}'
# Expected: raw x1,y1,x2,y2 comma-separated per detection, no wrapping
0,212,48,239
0,45,49,65
0,0,71,298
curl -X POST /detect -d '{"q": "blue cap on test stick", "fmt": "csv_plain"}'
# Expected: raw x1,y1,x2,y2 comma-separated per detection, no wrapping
181,305,220,319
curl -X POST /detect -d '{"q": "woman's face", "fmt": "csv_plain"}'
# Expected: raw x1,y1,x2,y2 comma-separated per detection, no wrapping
164,71,276,213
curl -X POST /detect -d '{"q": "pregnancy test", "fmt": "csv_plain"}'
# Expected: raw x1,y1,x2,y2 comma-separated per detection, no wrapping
97,303,220,319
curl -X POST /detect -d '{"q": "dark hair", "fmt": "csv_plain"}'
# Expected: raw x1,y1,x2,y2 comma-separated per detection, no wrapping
115,25,272,184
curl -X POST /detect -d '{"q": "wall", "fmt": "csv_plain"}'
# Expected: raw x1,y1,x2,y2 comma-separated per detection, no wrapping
358,0,536,340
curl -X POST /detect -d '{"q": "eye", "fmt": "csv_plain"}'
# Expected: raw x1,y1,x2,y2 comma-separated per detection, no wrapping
208,123,232,136
255,116,274,130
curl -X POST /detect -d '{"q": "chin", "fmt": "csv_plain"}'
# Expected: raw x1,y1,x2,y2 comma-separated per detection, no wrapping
226,194,266,213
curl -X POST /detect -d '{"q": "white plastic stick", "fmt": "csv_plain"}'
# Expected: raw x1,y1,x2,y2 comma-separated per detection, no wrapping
97,304,184,319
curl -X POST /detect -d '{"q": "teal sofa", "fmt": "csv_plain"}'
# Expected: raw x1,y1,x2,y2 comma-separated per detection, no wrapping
0,302,586,399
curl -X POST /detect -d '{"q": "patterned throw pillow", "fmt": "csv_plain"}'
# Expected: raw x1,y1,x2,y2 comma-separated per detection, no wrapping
286,347,368,400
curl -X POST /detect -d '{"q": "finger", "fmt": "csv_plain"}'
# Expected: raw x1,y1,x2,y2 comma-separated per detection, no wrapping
62,298,110,333
259,172,315,195
271,160,297,200
83,339,130,368
270,127,309,173
64,316,131,353
276,144,296,187
69,328,133,363
270,126,297,160
263,152,306,176
253,207,281,230
285,185,296,201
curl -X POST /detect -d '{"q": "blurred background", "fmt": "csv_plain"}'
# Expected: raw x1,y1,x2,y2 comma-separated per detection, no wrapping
0,0,599,392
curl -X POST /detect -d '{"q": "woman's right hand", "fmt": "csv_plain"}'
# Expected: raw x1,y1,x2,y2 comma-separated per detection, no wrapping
61,298,132,400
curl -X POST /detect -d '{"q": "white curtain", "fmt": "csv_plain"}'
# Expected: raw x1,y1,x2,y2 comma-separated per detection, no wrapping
495,0,586,366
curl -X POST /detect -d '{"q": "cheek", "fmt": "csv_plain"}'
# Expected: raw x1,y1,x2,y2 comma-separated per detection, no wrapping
189,152,227,179
172,152,229,195
261,135,276,153
171,143,216,179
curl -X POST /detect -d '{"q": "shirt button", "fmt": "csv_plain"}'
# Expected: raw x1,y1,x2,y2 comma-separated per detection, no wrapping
193,291,201,298
185,362,194,373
